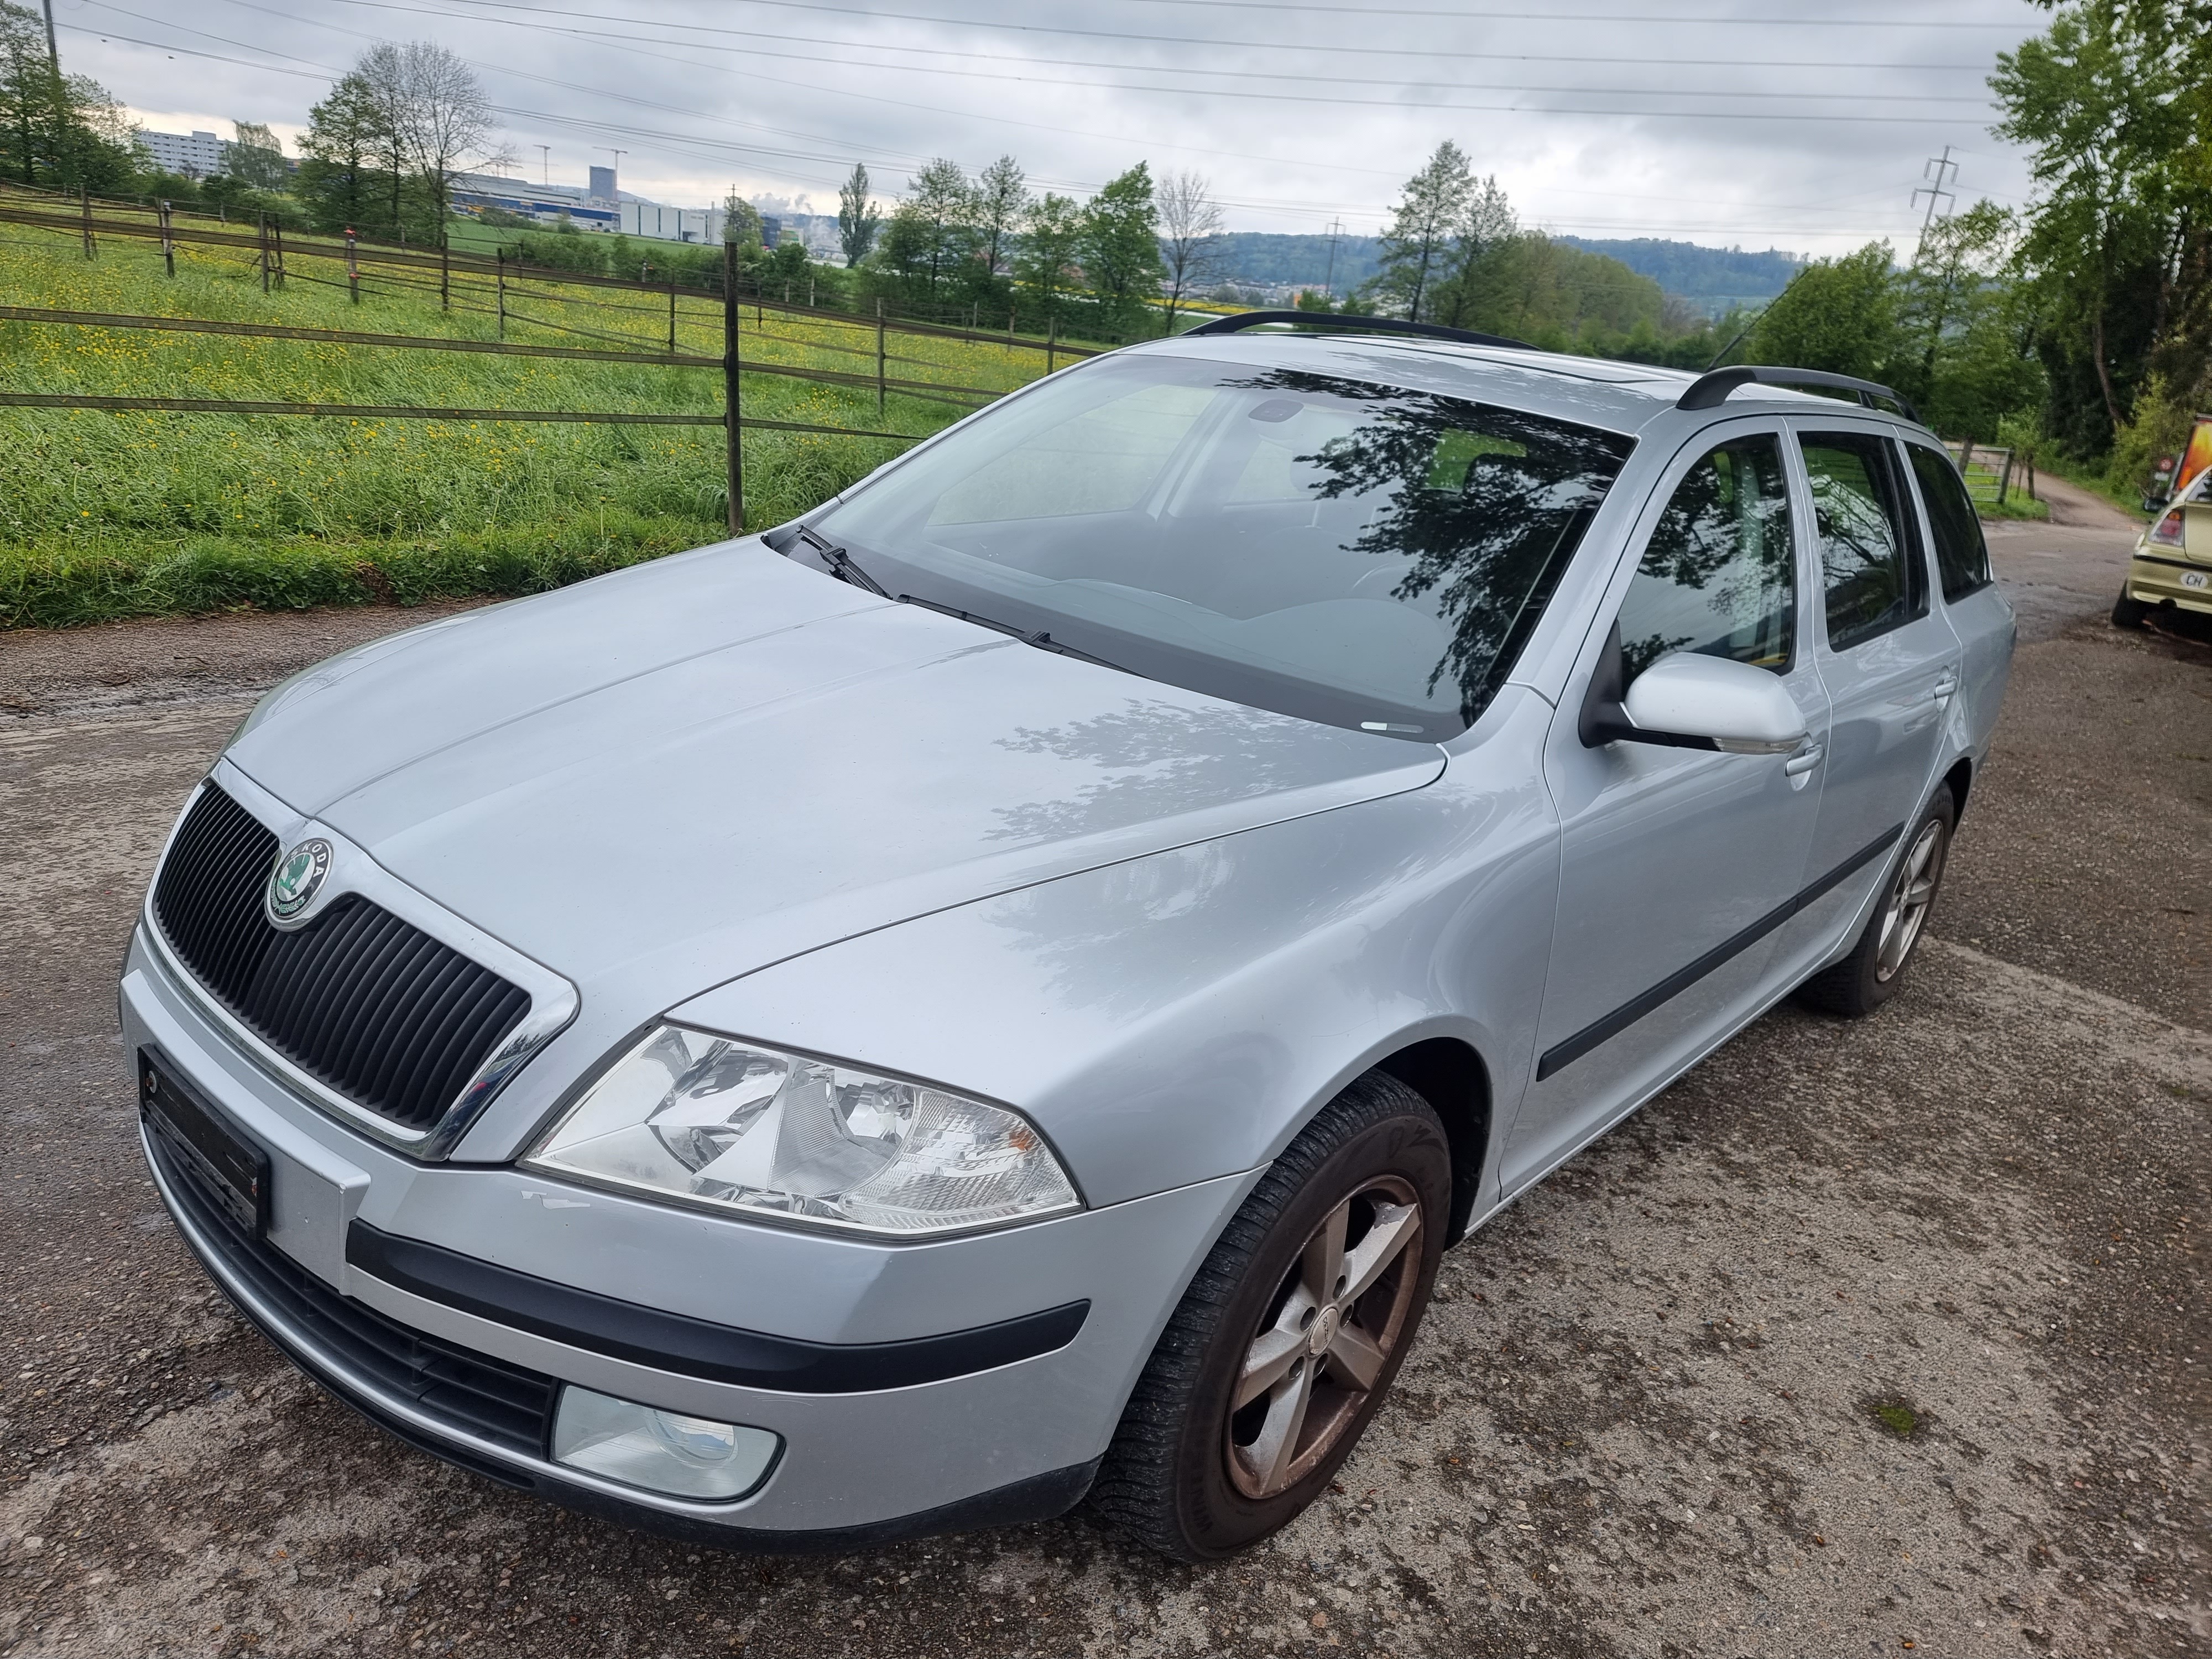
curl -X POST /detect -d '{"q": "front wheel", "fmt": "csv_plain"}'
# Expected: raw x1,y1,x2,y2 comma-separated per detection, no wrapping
1796,785,1955,1018
1089,1073,1451,1561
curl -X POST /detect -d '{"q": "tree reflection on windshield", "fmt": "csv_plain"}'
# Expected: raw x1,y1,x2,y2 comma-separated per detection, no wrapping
1236,371,1634,723
814,352,1635,737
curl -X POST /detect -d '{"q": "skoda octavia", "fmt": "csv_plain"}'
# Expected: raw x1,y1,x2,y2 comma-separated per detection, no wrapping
123,317,2012,1559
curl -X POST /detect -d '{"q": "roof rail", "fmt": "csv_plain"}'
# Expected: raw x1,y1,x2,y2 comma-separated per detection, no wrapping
1678,364,1920,424
1182,309,1536,352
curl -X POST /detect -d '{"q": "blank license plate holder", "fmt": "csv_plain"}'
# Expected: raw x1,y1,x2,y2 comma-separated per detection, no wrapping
140,1047,269,1237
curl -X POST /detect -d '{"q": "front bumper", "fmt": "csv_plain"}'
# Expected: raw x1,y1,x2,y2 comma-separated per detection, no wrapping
123,927,1258,1544
2125,553,2212,616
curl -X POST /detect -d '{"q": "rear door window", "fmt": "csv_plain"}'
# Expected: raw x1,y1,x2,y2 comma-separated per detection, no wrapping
1801,432,1928,650
1906,445,1994,601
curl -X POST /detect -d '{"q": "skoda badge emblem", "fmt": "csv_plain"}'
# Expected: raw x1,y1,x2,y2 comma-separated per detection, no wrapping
268,838,332,920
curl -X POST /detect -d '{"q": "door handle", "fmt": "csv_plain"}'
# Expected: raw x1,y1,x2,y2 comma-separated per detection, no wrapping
1929,672,1960,705
1783,742,1824,776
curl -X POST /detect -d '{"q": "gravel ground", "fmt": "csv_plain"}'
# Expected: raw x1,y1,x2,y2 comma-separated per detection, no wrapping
2,492,2205,1658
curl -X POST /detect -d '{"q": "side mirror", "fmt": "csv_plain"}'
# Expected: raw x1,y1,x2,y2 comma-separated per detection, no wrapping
1579,626,1806,754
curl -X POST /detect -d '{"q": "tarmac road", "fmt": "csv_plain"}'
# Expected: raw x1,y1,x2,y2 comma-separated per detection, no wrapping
2,486,2205,1658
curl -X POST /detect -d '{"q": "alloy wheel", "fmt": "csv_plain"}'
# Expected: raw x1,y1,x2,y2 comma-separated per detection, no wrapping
1875,816,1948,983
1224,1176,1423,1500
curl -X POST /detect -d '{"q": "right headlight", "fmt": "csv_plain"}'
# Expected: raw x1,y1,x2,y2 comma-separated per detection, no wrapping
521,1025,1081,1239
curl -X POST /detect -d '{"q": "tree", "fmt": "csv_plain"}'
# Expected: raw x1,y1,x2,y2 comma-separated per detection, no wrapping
354,42,414,239
300,72,394,234
1080,162,1162,337
1750,243,1905,383
722,191,763,248
0,3,138,192
902,156,974,300
222,120,288,190
392,41,505,244
836,162,878,266
1992,0,2205,451
1015,191,1084,330
970,154,1027,281
1372,140,1474,322
1430,173,1517,330
1157,170,1224,333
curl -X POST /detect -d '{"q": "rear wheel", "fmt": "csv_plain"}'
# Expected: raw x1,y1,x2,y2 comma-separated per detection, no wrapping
1089,1072,1450,1561
2112,587,2151,629
1796,785,1954,1018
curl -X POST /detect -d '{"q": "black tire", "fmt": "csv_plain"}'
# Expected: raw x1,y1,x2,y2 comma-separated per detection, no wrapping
1088,1072,1451,1562
2112,587,2151,629
1796,785,1957,1018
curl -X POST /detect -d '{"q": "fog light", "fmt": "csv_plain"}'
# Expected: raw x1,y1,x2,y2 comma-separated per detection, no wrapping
551,1386,780,1500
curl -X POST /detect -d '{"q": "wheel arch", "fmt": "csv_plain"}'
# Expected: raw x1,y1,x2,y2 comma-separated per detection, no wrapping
1940,754,1973,822
1370,1037,1493,1247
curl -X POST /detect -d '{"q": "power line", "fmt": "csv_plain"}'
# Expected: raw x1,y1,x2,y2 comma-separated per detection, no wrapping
446,0,2033,33
225,0,2001,110
323,0,2005,74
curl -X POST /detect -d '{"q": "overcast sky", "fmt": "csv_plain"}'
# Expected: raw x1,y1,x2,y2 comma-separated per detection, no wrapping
67,0,2045,254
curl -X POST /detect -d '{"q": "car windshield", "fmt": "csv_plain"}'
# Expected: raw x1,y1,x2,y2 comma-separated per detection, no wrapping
809,353,1634,739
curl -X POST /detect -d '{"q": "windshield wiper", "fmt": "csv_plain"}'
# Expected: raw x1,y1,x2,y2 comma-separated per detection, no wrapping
793,525,891,599
896,594,1135,677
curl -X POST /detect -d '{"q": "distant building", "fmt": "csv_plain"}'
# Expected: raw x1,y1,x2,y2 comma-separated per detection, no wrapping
588,164,618,203
135,129,224,179
453,173,621,233
620,201,723,244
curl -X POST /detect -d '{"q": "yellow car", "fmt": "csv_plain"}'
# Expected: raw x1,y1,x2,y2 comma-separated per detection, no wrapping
2114,488,2212,627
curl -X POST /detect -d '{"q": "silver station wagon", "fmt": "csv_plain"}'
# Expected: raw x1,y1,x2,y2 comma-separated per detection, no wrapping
123,314,2013,1560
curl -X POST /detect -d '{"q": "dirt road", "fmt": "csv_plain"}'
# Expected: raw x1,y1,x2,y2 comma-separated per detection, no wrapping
2,504,2205,1658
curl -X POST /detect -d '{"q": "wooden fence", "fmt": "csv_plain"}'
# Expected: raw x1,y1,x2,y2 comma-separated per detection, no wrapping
0,185,1100,533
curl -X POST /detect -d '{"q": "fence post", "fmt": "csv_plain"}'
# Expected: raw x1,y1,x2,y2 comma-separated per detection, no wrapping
79,186,92,260
1047,318,1056,376
875,299,886,414
667,279,677,356
440,236,450,311
1958,437,1975,489
346,227,359,305
258,212,270,295
723,242,743,536
272,219,285,289
1997,450,2012,505
495,247,505,338
159,201,174,278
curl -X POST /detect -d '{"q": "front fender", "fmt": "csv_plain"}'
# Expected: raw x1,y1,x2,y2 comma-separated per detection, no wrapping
669,690,1561,1212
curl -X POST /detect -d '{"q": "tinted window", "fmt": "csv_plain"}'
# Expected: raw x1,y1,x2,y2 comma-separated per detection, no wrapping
1618,434,1794,684
1907,445,1993,601
1803,432,1926,650
816,354,1634,738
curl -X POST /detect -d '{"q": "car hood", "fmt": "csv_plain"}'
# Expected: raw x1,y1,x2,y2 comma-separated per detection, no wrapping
226,541,1444,1013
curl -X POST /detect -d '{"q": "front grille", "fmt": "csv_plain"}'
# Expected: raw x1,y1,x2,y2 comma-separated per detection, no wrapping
147,1118,558,1459
152,785,531,1135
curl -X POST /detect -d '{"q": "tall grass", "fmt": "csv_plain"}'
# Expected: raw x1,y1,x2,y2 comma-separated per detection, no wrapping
0,224,1042,627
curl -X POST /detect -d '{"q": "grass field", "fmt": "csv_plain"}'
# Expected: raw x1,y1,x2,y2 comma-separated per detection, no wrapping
0,218,1056,628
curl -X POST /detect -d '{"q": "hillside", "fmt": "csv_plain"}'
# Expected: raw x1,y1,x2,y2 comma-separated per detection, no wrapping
1209,232,1383,293
1208,231,1799,318
1557,238,1803,317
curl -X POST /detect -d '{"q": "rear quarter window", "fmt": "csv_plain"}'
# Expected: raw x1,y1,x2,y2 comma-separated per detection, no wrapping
1908,444,1994,602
